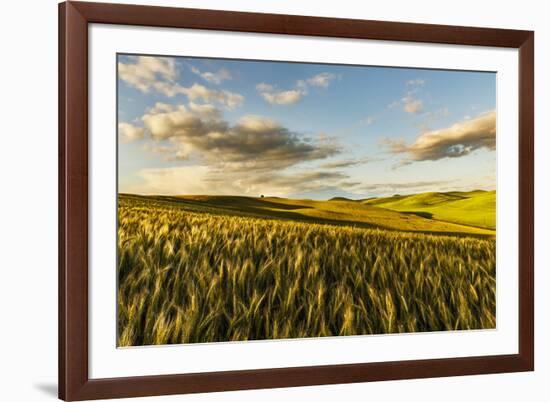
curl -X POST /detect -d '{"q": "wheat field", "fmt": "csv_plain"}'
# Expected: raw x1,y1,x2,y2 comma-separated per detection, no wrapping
117,195,496,346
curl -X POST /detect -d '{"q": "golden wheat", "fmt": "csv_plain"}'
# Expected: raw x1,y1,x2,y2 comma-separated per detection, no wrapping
117,195,496,346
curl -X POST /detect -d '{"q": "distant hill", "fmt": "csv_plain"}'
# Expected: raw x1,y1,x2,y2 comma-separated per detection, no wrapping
363,190,495,230
120,193,495,237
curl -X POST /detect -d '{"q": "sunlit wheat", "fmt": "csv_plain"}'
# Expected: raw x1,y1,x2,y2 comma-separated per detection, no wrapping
117,195,496,346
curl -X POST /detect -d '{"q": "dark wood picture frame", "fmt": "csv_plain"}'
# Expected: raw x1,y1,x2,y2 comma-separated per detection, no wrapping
59,1,534,400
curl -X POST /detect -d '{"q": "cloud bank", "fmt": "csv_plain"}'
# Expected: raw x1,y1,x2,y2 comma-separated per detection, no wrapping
383,110,496,164
140,102,340,171
128,166,351,197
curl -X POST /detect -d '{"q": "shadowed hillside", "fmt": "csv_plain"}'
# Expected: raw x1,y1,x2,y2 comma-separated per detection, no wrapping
120,193,495,237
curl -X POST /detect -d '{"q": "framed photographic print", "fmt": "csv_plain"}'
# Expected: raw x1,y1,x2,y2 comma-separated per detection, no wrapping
59,1,534,400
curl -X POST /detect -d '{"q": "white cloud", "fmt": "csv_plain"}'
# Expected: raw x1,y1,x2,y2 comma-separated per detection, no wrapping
118,57,243,109
236,115,280,132
187,102,221,119
259,89,303,105
146,102,174,114
388,79,426,114
118,122,145,143
190,66,232,84
256,72,337,106
141,103,215,141
305,72,337,88
180,84,244,109
256,82,304,105
402,96,424,114
118,56,177,93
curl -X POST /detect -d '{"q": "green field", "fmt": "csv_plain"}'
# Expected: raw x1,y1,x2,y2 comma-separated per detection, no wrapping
117,192,496,346
363,190,496,230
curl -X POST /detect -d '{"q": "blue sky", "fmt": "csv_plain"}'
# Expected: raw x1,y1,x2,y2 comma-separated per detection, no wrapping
117,54,496,199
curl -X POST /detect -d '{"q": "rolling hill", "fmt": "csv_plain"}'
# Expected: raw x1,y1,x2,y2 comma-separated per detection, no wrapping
363,190,495,229
120,192,495,237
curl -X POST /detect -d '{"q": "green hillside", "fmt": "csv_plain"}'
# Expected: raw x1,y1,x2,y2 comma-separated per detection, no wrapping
363,190,495,229
121,193,494,237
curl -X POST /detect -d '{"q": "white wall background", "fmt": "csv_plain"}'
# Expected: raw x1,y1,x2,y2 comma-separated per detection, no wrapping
0,0,546,401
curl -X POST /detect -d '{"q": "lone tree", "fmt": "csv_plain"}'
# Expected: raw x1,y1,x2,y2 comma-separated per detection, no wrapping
260,194,264,198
